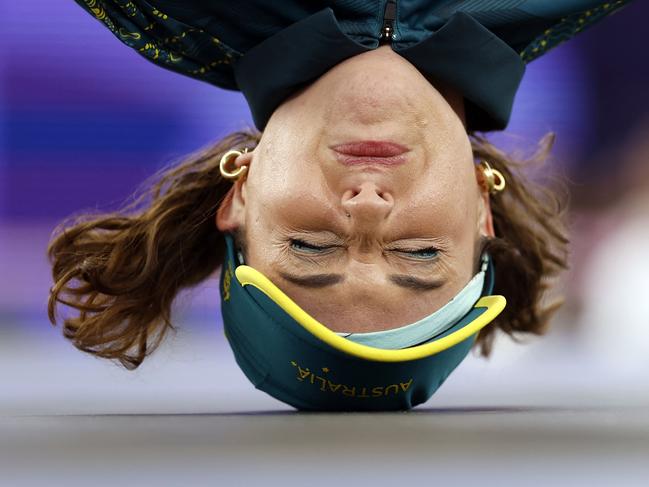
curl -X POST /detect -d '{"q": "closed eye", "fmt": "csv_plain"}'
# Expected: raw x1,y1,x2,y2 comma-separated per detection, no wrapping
290,239,439,260
289,239,337,254
392,247,439,260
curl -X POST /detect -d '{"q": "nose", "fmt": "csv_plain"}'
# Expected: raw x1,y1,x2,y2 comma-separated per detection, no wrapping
341,182,394,224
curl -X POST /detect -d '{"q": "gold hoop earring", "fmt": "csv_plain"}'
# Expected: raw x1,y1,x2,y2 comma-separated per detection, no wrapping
220,148,251,181
479,160,506,194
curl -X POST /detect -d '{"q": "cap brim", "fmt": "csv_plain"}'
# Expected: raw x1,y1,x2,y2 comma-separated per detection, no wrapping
235,265,505,363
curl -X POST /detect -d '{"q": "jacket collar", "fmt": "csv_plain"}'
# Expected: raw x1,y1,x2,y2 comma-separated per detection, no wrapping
233,8,525,132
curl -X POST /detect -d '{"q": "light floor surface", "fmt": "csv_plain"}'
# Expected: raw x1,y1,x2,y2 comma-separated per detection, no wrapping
2,313,649,486
3,406,649,486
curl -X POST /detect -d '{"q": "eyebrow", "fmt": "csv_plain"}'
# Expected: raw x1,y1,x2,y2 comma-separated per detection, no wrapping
278,272,344,288
278,272,445,290
388,274,446,290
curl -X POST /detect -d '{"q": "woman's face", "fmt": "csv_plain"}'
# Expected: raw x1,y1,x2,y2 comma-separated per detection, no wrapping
217,45,493,333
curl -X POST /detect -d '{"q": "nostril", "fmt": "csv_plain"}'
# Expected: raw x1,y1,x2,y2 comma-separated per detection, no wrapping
342,186,394,204
380,191,393,204
342,189,359,201
371,189,392,204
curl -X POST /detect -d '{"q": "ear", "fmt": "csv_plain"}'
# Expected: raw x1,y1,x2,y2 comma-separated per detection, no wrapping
215,150,253,232
475,165,495,238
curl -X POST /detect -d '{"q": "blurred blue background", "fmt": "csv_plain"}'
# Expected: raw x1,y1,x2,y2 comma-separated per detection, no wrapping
1,1,648,415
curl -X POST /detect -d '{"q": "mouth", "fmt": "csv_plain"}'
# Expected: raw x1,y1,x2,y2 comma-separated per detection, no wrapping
331,140,409,166
334,154,407,166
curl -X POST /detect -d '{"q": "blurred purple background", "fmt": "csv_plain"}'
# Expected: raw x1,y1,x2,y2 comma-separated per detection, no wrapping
1,1,648,415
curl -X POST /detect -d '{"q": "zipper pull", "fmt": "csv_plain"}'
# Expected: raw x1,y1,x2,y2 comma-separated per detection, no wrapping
380,0,397,44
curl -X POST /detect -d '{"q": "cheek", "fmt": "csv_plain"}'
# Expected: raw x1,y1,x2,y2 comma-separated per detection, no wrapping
411,162,478,217
251,133,322,192
405,193,478,250
405,170,480,265
245,171,332,238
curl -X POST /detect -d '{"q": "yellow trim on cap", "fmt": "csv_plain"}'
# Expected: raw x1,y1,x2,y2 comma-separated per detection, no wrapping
235,265,505,363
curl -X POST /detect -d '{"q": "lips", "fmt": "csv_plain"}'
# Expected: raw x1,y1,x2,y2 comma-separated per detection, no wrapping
331,140,409,166
332,141,409,157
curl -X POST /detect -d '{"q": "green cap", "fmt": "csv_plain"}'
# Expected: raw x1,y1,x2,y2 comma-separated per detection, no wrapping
220,234,505,411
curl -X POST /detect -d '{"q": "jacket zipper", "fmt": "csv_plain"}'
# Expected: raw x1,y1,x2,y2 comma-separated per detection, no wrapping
379,0,397,44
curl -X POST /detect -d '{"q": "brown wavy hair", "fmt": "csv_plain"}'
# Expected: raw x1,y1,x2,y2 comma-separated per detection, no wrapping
47,128,568,369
